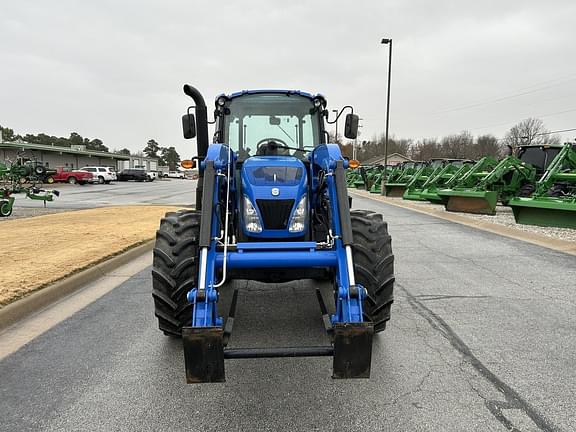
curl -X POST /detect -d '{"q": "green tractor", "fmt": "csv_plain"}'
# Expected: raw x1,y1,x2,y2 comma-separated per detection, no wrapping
403,159,448,201
1,154,60,215
383,161,424,197
508,143,576,228
437,145,564,215
1,154,49,192
359,165,384,191
346,169,362,187
419,160,475,203
369,164,394,194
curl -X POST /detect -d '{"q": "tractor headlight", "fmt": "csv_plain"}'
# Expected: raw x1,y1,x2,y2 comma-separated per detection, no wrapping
243,196,262,233
288,195,307,233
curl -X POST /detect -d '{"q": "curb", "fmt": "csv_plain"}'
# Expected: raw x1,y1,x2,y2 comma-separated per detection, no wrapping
350,190,576,256
0,240,154,332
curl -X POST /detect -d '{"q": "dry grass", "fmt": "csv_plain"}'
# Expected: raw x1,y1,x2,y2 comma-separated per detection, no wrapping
0,205,183,307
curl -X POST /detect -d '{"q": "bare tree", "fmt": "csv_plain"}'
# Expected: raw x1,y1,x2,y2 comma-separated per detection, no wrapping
327,131,343,145
474,134,503,158
440,131,474,158
503,118,560,148
357,134,412,162
339,142,353,159
409,138,441,160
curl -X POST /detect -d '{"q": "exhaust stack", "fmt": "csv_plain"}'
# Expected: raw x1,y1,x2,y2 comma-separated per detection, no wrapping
183,84,209,210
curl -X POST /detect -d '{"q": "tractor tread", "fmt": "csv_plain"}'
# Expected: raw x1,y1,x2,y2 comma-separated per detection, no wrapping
350,209,394,333
152,210,200,336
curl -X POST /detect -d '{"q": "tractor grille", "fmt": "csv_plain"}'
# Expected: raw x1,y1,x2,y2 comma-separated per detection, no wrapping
256,199,295,230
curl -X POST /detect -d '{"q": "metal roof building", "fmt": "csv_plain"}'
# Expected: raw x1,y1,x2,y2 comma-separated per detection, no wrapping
362,153,412,166
0,140,158,171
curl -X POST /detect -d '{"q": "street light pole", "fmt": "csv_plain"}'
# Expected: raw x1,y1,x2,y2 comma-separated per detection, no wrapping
380,37,392,195
332,109,339,143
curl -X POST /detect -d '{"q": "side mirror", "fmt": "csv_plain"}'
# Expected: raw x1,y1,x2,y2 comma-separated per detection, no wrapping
344,114,359,139
182,113,196,139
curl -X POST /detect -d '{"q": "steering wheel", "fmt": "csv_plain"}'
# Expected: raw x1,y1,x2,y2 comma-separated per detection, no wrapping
255,138,289,155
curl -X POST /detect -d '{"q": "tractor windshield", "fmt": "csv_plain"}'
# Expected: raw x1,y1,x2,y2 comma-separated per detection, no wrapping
518,146,561,171
222,93,321,159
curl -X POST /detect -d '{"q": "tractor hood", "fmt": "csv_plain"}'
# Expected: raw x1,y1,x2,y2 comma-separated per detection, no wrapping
241,156,308,238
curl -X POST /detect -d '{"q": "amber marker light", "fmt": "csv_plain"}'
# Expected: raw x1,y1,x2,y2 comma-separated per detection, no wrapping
181,159,196,169
348,159,360,169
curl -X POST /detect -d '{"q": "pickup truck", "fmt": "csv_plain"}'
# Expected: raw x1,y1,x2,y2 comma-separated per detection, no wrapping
163,171,185,179
147,171,159,181
49,167,93,185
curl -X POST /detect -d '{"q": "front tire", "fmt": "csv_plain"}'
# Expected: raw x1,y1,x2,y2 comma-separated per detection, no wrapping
68,176,77,184
350,209,395,333
152,210,200,336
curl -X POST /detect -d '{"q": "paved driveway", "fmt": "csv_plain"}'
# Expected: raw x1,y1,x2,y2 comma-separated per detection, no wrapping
14,178,197,209
1,194,574,431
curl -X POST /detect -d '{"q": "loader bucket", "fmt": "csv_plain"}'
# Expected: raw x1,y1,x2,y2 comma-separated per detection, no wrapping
384,184,407,197
419,189,444,204
369,185,381,194
508,197,576,229
403,189,427,201
443,190,498,215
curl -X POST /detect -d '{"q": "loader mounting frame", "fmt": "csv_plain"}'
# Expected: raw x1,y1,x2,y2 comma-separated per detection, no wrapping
182,287,374,382
182,142,375,382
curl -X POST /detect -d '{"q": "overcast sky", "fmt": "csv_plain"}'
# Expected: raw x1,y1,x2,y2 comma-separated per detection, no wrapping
1,0,575,157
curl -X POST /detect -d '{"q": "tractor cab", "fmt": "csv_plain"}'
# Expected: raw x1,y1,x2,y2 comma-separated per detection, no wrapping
184,90,359,241
516,144,564,174
214,91,325,161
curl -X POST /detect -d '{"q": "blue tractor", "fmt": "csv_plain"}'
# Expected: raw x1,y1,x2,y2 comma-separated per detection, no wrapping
152,85,395,382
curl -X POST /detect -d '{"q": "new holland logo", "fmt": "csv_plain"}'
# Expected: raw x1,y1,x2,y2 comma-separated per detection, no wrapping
271,188,280,196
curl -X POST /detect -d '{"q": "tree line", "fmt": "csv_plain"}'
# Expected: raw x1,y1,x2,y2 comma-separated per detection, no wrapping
336,118,563,163
0,125,182,170
143,139,181,170
0,126,110,152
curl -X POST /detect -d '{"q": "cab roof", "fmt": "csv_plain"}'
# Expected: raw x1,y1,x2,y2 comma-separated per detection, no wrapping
217,89,325,102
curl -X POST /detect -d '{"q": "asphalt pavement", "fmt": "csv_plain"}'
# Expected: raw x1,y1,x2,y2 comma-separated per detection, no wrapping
12,178,197,209
1,194,575,431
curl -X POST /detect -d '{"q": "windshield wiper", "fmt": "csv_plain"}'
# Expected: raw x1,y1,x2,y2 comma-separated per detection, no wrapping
276,124,295,143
